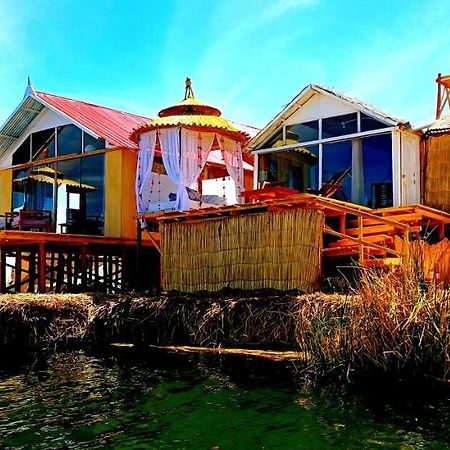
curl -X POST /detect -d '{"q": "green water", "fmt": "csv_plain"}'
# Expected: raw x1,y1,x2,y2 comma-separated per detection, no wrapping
0,351,448,449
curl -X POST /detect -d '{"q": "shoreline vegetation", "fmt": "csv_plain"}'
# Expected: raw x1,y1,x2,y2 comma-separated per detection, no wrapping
0,263,448,386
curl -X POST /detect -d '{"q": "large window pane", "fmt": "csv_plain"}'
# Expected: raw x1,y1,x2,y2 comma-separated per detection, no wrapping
286,120,319,144
360,112,390,132
84,132,105,152
81,154,105,235
263,130,284,148
57,125,82,156
322,113,357,139
362,134,393,207
12,137,30,166
12,165,55,212
322,141,352,201
32,128,56,160
258,146,318,192
56,159,82,233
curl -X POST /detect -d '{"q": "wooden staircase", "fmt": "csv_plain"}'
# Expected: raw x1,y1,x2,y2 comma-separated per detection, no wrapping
320,199,450,268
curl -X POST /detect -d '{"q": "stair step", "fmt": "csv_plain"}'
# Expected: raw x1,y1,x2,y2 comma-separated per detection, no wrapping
328,234,393,248
323,246,386,258
349,213,423,227
345,224,396,236
361,257,402,267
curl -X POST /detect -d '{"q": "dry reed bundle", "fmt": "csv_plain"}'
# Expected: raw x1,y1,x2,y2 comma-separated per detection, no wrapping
424,135,450,212
160,209,323,293
0,294,95,348
91,291,304,348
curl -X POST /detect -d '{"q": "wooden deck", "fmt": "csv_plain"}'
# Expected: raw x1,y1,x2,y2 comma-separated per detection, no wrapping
141,193,450,270
0,230,160,294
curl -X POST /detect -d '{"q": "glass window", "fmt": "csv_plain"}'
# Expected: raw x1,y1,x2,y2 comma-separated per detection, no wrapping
322,113,357,139
57,125,82,156
84,132,105,152
11,164,55,212
322,141,352,201
12,169,27,210
32,128,56,160
285,120,319,144
258,145,318,192
263,130,284,148
12,137,30,165
81,154,105,235
360,112,390,132
361,134,393,208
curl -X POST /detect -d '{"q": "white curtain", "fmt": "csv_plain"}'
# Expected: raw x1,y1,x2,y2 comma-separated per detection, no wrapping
135,131,157,216
219,137,244,202
160,128,215,211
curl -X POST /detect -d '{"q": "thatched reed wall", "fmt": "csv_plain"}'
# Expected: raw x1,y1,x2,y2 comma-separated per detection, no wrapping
424,135,450,212
160,209,323,293
410,238,450,286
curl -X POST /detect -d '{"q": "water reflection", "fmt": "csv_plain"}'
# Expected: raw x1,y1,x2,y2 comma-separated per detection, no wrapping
0,351,448,449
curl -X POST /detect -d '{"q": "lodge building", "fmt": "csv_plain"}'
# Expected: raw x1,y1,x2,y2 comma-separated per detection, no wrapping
0,75,449,294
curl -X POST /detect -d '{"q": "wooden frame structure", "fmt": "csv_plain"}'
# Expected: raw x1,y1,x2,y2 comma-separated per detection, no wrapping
142,193,450,273
435,73,450,119
0,230,160,293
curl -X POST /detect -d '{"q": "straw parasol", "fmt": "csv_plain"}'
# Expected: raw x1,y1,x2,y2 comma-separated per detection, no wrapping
13,166,97,192
130,78,250,145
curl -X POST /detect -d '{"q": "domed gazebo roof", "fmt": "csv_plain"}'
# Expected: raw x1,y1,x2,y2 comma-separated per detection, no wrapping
130,78,250,144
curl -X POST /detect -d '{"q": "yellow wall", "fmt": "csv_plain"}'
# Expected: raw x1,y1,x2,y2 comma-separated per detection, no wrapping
121,150,138,239
0,169,12,214
104,150,138,239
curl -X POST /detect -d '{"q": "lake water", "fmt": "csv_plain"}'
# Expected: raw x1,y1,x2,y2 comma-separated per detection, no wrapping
0,350,448,449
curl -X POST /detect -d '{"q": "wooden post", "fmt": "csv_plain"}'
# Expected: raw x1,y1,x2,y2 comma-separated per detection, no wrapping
14,246,21,293
56,252,65,292
80,246,88,290
28,251,35,293
136,220,142,289
0,247,6,294
38,243,46,293
358,215,364,264
66,251,73,291
49,252,55,291
339,213,346,235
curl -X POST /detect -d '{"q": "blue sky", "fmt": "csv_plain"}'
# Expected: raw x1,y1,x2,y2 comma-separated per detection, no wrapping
1,0,450,129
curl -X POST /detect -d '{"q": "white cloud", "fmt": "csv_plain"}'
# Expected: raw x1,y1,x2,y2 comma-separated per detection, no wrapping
262,0,317,20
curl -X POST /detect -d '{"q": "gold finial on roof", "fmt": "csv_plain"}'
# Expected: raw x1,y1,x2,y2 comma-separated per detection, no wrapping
184,77,195,99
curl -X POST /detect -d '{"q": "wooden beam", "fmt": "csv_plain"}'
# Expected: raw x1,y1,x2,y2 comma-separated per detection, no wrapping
38,243,46,293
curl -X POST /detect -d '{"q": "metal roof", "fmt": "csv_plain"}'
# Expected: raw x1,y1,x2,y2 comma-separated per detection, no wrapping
35,91,150,149
421,114,450,135
0,95,45,157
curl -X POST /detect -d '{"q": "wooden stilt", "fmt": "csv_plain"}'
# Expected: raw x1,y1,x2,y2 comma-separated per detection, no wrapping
38,243,46,293
14,246,22,293
56,252,64,292
0,247,6,294
80,246,88,291
49,252,55,291
28,251,35,293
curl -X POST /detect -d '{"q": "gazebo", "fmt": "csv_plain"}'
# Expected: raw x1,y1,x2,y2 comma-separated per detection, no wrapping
131,79,250,214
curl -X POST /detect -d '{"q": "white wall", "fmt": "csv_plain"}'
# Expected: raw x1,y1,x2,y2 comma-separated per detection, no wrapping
400,130,421,205
285,91,357,126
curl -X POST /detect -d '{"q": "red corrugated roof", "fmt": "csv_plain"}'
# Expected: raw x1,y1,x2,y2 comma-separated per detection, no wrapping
35,91,150,149
34,91,259,160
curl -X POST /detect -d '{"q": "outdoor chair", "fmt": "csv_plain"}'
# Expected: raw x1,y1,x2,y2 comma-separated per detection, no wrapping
5,210,52,232
308,167,352,200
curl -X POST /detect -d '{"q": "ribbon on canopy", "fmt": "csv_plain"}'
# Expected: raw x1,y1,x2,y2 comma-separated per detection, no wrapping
218,137,244,203
135,131,157,218
160,128,215,211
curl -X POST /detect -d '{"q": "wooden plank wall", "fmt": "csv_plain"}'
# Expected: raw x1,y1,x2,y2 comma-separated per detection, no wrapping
424,135,450,212
160,209,323,292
